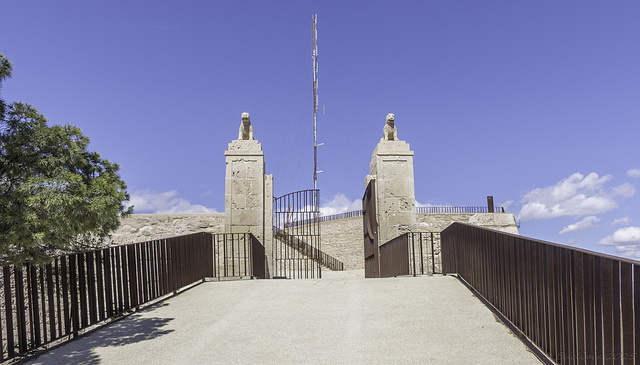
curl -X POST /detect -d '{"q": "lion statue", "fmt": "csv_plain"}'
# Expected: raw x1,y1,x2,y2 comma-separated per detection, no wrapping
238,112,254,140
383,113,397,140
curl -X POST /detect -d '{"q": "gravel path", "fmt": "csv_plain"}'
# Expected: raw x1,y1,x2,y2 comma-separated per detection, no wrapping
27,270,541,364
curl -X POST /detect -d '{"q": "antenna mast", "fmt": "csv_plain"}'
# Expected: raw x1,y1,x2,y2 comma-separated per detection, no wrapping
312,14,319,191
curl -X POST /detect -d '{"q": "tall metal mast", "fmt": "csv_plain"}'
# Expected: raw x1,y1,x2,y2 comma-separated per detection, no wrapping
312,14,319,191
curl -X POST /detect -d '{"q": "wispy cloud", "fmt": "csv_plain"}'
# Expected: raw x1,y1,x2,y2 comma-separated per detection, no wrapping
127,190,218,214
415,201,441,207
612,217,632,226
518,172,635,221
628,169,640,178
599,227,640,259
320,193,362,216
559,216,600,234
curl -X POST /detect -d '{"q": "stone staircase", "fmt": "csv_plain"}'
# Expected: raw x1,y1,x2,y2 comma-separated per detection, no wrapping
274,229,345,271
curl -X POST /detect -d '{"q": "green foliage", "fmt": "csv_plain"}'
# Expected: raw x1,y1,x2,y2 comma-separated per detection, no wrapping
0,53,13,120
0,55,132,265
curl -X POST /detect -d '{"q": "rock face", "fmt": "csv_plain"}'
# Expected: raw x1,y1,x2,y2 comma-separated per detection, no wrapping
107,213,225,245
366,117,417,245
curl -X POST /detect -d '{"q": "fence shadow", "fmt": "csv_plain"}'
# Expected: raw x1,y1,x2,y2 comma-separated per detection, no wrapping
27,302,174,364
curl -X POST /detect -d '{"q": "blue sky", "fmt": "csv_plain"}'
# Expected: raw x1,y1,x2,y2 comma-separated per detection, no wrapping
2,1,639,259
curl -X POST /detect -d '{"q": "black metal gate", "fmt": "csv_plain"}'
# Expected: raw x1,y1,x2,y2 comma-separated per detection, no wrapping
273,189,321,279
363,180,379,278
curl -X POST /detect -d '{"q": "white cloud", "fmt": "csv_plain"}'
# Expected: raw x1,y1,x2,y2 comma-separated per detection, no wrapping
518,172,634,221
501,200,514,210
598,227,640,259
559,216,600,234
612,217,632,225
127,190,218,214
627,169,640,178
612,183,635,198
320,193,362,216
415,201,441,207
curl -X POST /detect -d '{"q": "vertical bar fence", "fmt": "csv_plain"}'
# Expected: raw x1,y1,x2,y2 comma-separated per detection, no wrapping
0,232,219,362
211,233,266,280
442,222,640,364
377,232,442,278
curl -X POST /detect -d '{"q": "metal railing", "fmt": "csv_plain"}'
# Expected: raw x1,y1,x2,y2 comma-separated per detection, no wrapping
408,232,442,276
0,232,213,362
378,232,442,278
319,210,363,222
274,229,344,272
416,206,505,214
292,206,509,226
213,233,266,279
379,234,410,277
442,222,640,364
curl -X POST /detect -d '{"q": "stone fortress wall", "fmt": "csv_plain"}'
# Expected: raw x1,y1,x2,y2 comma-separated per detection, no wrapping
108,213,225,245
108,211,519,270
106,112,519,271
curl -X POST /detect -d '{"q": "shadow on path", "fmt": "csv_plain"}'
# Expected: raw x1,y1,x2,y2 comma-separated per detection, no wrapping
27,303,174,365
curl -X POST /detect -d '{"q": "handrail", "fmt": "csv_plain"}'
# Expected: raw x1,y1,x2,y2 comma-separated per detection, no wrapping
274,229,345,271
0,232,214,362
442,222,640,363
289,206,508,227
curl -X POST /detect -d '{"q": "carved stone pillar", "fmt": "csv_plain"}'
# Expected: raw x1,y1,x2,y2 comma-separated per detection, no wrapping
365,114,416,245
224,113,273,276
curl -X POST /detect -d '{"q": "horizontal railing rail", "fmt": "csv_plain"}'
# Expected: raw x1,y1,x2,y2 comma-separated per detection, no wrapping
319,210,363,222
0,232,213,362
442,222,640,364
292,206,508,227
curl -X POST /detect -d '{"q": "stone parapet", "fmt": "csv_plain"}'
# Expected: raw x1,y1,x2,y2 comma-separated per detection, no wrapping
107,213,225,245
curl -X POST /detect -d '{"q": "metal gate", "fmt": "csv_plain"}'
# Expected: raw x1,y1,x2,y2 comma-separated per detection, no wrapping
273,189,321,279
363,180,379,278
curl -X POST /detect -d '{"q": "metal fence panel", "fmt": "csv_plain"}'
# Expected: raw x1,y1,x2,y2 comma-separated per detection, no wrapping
442,222,640,364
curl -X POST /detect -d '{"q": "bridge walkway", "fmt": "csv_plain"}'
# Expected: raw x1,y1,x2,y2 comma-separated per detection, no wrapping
26,270,541,364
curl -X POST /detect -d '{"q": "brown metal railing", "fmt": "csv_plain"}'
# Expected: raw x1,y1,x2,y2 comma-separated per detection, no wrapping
250,234,266,279
442,222,640,364
408,232,442,276
379,234,410,277
213,233,265,279
378,232,442,278
0,232,213,362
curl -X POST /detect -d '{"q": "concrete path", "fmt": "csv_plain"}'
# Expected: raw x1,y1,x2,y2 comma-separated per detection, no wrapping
27,270,540,365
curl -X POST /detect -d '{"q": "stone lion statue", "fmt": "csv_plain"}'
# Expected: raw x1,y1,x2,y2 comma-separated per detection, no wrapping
238,112,254,140
383,113,397,140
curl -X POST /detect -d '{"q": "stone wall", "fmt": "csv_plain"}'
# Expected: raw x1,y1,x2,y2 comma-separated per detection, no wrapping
319,212,519,270
319,217,363,270
416,213,519,234
108,212,518,271
108,213,225,245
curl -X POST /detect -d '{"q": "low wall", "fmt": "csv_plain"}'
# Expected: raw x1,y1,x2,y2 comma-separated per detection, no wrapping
417,213,519,234
108,213,225,245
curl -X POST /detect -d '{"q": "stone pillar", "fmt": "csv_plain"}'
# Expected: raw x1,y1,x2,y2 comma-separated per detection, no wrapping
365,113,416,245
224,113,273,276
